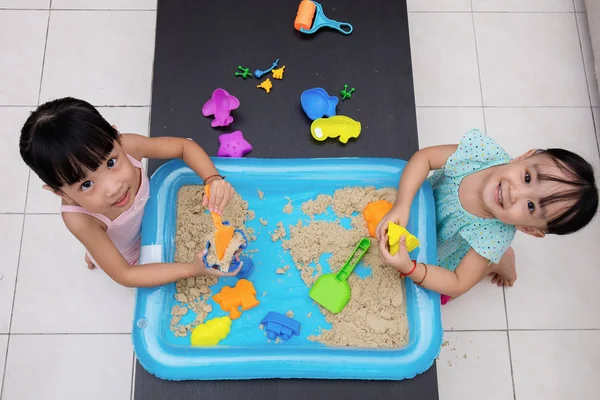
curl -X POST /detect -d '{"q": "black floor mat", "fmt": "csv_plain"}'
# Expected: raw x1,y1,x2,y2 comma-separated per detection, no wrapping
137,0,438,398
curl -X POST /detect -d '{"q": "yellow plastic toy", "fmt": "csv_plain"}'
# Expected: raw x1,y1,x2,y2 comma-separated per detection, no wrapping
190,316,232,346
388,222,420,255
272,66,285,80
310,115,361,144
257,78,273,93
363,200,394,237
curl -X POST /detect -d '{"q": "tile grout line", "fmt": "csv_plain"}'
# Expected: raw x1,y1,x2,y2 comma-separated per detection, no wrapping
573,6,600,157
130,351,136,400
506,330,517,400
446,328,600,332
1,3,51,392
0,8,156,11
470,0,488,132
0,173,30,399
7,332,132,335
502,282,516,399
36,3,52,105
573,10,596,108
408,11,582,14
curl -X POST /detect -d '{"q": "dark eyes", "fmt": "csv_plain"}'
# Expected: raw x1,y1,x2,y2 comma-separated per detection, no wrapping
82,181,92,189
107,157,117,168
527,200,535,213
525,172,531,184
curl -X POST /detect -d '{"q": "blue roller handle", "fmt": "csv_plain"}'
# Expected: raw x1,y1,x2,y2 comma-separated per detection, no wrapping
300,2,353,35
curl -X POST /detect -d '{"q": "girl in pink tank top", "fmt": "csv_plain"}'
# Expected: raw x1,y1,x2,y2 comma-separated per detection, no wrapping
19,97,242,288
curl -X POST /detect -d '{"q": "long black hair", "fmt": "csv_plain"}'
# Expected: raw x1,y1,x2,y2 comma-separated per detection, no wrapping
20,97,119,191
536,148,598,235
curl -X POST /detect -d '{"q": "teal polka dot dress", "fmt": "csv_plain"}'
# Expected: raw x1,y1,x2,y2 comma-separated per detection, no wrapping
428,130,516,271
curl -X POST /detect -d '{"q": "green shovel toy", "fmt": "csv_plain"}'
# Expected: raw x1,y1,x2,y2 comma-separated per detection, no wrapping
309,238,371,314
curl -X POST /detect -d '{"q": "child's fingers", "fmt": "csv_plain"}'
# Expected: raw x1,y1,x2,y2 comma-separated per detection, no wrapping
211,187,225,213
217,189,231,214
378,234,392,260
399,235,407,250
376,219,388,240
226,262,243,276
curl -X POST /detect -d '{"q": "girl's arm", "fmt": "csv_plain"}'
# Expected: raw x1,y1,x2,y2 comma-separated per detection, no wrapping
379,235,488,298
375,144,458,240
121,134,233,214
64,214,239,288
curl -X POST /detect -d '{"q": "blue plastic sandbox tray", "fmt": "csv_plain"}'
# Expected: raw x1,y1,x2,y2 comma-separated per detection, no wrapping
132,158,442,381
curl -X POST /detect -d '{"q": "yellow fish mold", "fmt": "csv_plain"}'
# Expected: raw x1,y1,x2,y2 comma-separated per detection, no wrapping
310,115,361,144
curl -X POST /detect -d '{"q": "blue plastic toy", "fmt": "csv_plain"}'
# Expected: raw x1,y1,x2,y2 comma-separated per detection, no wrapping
202,221,248,273
260,311,301,341
294,1,353,35
236,256,255,279
254,59,279,79
300,88,338,120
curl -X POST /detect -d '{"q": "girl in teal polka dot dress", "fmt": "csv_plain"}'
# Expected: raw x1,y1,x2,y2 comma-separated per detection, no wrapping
377,130,598,304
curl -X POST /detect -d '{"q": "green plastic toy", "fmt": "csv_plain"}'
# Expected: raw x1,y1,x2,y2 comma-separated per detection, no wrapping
340,84,355,100
309,238,371,314
235,66,252,79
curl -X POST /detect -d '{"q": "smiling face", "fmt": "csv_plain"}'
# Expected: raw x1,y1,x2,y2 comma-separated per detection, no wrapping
53,141,139,217
480,151,577,237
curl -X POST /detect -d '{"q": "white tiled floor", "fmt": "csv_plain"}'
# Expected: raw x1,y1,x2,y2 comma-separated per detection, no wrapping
1,1,599,399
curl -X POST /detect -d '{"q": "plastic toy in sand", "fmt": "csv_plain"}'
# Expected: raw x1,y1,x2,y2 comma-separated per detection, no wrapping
236,256,255,279
235,66,253,79
340,84,355,100
256,78,273,94
310,115,361,143
272,66,286,80
202,88,240,128
203,185,248,271
388,222,420,254
363,200,394,237
260,311,301,341
217,131,253,158
190,316,232,346
294,1,353,35
213,279,260,320
309,238,371,314
254,59,279,79
300,87,338,120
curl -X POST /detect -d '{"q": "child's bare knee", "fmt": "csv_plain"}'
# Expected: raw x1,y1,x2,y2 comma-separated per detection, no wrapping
500,247,515,264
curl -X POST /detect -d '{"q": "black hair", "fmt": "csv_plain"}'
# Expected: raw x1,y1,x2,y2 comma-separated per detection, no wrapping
535,148,598,235
19,97,119,191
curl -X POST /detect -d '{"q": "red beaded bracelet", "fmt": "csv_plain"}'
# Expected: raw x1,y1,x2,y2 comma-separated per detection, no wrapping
203,174,225,185
401,260,417,277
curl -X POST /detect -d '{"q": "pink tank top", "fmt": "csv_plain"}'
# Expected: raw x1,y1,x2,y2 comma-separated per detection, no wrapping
61,154,150,268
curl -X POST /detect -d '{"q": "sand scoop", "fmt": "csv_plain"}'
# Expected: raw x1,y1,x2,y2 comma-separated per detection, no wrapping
203,184,247,271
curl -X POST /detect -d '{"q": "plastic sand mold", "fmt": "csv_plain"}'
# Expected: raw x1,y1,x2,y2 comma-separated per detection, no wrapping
132,158,442,381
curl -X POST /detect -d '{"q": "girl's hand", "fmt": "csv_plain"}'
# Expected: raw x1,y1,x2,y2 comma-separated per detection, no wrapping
192,250,242,277
203,179,234,214
375,207,406,240
378,234,413,274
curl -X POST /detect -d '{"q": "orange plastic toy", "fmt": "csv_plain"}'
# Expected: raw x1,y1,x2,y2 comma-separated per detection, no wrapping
294,0,316,31
205,185,234,260
363,200,394,237
213,279,260,320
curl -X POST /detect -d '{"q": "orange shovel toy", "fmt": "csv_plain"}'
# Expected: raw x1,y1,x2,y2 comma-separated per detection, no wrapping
204,185,234,261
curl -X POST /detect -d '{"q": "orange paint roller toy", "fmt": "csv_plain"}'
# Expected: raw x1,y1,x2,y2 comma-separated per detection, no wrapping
294,1,353,35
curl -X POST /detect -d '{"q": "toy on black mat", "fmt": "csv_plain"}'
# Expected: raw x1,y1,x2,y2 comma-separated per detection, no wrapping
340,84,355,100
294,0,353,35
254,58,279,79
235,66,253,79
